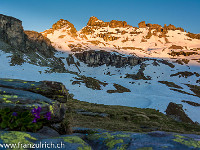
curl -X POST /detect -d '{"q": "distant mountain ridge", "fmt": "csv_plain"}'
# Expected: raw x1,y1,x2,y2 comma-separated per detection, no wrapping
41,16,200,63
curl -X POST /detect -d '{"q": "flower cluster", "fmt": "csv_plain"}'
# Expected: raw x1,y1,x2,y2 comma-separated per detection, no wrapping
31,106,51,123
12,112,18,116
44,112,51,120
31,106,41,123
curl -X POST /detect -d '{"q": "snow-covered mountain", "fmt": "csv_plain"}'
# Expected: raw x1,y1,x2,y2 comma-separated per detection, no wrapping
42,16,200,63
1,14,200,124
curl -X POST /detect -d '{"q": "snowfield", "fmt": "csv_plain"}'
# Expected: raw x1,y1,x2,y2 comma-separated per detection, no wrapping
1,16,200,124
1,49,200,123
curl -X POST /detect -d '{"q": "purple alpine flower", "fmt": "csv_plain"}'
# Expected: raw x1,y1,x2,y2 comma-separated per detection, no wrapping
34,114,40,119
31,106,41,114
12,112,17,116
31,106,42,123
32,118,37,123
44,112,51,120
31,108,37,115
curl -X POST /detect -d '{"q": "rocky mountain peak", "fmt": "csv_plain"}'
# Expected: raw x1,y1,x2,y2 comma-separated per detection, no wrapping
52,19,75,30
138,21,184,32
42,19,77,38
42,15,199,51
86,16,131,28
138,21,146,28
87,16,107,27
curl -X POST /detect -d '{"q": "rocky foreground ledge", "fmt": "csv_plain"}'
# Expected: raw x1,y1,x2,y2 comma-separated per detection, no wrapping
0,127,200,150
0,78,70,123
0,78,200,149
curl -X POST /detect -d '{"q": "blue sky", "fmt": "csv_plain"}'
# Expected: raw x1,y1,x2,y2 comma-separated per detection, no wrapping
1,0,200,33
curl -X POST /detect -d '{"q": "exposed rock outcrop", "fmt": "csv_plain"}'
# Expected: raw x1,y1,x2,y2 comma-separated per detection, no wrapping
138,21,146,28
138,20,185,41
0,78,70,123
125,63,151,80
87,16,131,28
1,129,200,150
0,14,67,72
138,20,184,32
0,14,56,58
80,16,132,38
24,31,55,57
0,14,25,51
87,16,108,27
186,32,200,39
165,102,194,124
75,50,146,68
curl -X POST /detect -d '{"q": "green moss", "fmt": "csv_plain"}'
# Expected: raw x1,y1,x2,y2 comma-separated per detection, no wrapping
2,95,18,98
173,134,200,148
3,79,14,82
1,97,12,103
174,135,185,139
115,134,131,138
161,146,168,148
106,139,124,149
2,98,7,101
78,146,92,150
117,144,128,150
5,100,12,103
87,132,112,140
49,105,54,114
60,136,83,143
57,95,65,98
87,132,129,150
59,136,91,150
1,131,37,150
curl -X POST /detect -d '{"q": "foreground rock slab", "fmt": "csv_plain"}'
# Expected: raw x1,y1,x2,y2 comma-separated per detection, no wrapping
0,78,70,123
0,128,200,150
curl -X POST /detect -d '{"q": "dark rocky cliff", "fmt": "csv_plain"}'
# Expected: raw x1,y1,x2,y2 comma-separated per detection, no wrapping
0,14,25,51
75,50,146,68
24,31,55,57
0,14,55,58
